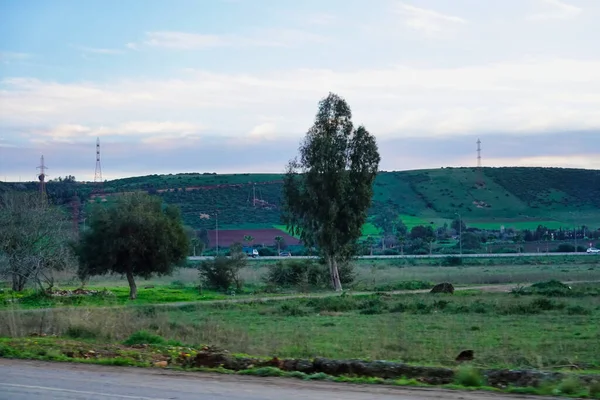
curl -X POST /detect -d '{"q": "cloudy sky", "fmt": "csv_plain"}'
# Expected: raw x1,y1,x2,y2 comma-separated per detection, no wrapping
1,0,599,181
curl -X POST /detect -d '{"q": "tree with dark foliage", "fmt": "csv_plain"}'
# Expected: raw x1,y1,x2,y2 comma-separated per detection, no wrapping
75,192,189,299
282,93,380,291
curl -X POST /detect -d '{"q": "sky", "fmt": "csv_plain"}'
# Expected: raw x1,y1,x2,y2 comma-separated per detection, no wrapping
1,0,599,181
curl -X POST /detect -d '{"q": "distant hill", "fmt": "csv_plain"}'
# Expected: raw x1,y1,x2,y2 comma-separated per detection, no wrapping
3,167,600,237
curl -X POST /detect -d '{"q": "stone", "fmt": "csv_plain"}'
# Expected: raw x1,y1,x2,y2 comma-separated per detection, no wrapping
455,350,474,362
153,361,168,368
430,282,454,294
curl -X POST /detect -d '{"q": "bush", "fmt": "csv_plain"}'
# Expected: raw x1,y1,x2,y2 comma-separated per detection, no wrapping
373,280,432,291
278,303,309,317
558,377,583,395
123,330,166,345
442,256,463,266
264,259,355,289
358,297,389,315
198,244,247,291
258,247,277,257
454,366,484,387
65,325,98,340
307,294,359,312
264,259,324,288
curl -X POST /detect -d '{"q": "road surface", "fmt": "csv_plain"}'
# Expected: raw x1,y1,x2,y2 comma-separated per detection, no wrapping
189,252,597,261
0,359,557,400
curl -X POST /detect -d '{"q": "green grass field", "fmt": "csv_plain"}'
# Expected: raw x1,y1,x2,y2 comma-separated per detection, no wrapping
2,283,599,371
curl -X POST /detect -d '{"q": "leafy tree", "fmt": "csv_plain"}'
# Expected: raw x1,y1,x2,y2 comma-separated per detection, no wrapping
282,92,380,291
75,192,189,299
0,191,77,291
184,226,206,256
395,220,408,237
451,218,466,233
373,207,397,238
410,225,436,254
198,242,247,291
274,236,286,253
461,232,482,250
243,235,254,247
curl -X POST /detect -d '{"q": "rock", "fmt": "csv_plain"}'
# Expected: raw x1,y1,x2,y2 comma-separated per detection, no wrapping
455,350,474,362
430,282,454,294
191,351,230,368
153,361,168,368
294,359,314,374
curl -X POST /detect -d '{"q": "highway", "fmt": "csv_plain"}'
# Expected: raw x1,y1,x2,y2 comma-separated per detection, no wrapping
0,359,553,400
189,252,596,261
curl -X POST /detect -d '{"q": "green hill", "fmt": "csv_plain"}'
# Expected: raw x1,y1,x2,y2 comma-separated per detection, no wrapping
3,167,600,235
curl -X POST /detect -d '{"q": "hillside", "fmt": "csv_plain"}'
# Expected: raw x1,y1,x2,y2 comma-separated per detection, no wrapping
3,167,600,238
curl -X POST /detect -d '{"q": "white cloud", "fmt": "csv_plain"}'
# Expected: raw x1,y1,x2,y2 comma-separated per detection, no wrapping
0,52,32,63
528,0,582,21
135,29,327,50
2,57,600,143
393,2,466,36
71,45,125,55
32,121,204,142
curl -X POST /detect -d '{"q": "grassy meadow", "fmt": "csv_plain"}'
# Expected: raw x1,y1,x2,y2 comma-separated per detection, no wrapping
2,256,600,377
2,283,600,372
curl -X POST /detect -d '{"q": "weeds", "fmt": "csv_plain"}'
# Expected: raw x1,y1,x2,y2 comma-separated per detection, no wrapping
454,366,484,387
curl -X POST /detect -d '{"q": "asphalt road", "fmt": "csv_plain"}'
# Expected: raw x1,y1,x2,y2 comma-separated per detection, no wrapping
0,359,556,400
188,252,597,261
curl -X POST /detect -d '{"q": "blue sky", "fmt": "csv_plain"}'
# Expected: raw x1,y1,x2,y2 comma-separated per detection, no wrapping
1,0,599,181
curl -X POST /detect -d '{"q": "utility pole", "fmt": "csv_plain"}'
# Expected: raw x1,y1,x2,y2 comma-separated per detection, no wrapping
455,212,462,256
215,210,219,255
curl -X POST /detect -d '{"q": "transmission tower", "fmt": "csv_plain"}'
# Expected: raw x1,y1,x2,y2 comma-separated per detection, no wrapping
36,155,48,201
93,137,103,193
476,138,485,187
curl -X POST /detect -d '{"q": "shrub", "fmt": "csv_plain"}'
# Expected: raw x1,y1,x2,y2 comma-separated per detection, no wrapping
279,303,309,317
198,244,247,291
454,366,484,387
358,296,389,315
373,280,432,291
258,247,277,257
123,330,166,345
442,256,463,266
65,325,98,340
264,259,324,288
589,381,600,399
558,377,583,395
307,294,359,312
566,305,591,315
264,259,355,288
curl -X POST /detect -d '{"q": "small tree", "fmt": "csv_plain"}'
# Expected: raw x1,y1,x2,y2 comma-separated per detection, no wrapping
282,92,380,291
274,236,286,253
243,235,254,247
198,242,247,291
75,192,189,299
0,191,77,291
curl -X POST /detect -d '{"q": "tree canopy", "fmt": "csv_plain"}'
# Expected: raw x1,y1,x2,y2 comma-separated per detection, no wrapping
75,192,189,299
282,92,380,291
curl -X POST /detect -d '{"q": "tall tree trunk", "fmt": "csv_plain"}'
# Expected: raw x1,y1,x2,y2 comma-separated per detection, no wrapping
326,255,335,289
126,270,137,300
331,258,343,292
